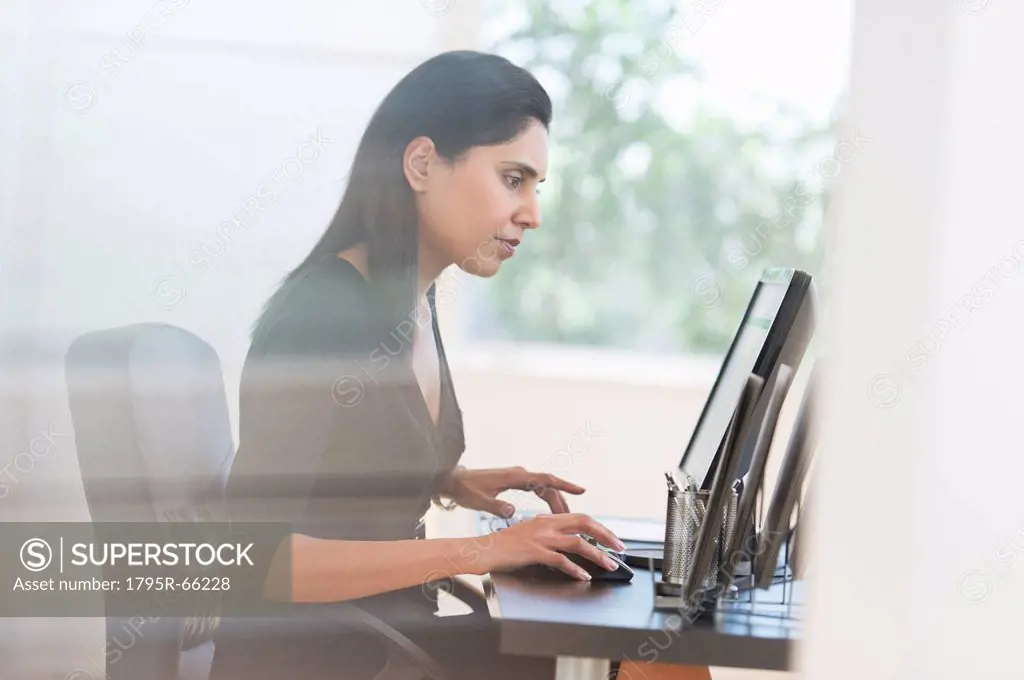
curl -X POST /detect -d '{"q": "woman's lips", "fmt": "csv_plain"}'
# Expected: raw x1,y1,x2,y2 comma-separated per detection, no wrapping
496,238,519,258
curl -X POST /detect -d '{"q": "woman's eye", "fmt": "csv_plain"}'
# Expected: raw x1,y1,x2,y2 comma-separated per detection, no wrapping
504,175,523,190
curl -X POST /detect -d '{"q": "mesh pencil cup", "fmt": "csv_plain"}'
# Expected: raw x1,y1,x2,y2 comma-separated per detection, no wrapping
658,488,708,596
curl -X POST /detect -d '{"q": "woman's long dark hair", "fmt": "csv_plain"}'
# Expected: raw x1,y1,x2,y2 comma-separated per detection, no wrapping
259,50,552,343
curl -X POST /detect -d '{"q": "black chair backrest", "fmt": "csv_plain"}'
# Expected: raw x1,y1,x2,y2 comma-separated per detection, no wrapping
66,323,234,519
65,323,235,680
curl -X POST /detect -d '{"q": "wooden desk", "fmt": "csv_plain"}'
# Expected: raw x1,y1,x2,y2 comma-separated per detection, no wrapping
431,510,801,679
482,544,801,679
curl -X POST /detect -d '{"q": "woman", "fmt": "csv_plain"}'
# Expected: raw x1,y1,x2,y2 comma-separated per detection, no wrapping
209,50,630,680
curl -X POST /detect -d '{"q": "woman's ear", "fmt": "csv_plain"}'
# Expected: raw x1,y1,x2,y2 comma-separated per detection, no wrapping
403,136,436,192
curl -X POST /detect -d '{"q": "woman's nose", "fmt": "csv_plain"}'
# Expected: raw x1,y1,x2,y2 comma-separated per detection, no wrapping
516,195,542,230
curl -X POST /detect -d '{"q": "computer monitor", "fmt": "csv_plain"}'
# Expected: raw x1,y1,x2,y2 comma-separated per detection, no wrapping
754,362,820,588
678,268,817,490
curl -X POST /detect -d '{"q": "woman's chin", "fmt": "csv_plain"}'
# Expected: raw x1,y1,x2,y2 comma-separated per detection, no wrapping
458,256,503,278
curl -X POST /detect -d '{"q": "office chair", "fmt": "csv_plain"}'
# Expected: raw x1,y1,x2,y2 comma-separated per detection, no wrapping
65,323,233,680
64,323,487,680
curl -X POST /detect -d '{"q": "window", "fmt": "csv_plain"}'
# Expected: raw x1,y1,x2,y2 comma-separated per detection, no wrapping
449,0,852,359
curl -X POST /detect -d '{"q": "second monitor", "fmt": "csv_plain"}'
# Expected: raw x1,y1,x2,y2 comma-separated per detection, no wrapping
678,267,817,491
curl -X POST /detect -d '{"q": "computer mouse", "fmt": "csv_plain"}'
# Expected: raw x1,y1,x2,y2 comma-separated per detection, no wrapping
508,534,635,582
509,549,635,582
563,550,635,582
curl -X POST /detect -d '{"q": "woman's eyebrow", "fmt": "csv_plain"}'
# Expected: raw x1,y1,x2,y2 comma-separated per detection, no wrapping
502,161,545,182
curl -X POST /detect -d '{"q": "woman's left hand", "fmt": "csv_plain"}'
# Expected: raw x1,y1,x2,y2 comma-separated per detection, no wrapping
439,466,585,517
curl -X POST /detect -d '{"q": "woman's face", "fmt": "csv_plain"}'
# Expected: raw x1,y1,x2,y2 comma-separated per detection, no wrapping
407,119,549,278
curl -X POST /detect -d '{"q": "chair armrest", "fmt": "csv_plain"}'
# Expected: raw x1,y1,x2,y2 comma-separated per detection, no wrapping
445,575,487,612
344,603,450,680
213,604,452,680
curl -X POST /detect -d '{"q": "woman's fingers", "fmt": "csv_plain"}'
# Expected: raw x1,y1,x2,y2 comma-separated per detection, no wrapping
476,494,516,519
558,535,621,572
503,472,586,515
557,513,626,552
539,551,591,581
536,486,570,514
503,469,585,495
498,514,626,579
530,472,586,495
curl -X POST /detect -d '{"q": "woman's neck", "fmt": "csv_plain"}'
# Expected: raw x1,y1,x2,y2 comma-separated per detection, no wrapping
415,246,450,297
335,245,448,299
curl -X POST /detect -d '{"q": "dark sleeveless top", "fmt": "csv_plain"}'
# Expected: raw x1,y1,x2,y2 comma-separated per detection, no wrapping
220,254,466,617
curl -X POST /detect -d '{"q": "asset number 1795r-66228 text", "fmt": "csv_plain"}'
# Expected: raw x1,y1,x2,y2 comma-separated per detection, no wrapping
125,576,230,591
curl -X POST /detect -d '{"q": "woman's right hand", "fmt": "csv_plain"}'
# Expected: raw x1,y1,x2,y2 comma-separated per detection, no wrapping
480,513,627,581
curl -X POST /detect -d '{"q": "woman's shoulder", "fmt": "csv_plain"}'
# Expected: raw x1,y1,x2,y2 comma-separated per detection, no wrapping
249,256,376,357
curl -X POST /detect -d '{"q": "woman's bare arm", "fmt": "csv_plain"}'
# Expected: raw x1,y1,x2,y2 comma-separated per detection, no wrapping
266,533,486,604
263,513,625,603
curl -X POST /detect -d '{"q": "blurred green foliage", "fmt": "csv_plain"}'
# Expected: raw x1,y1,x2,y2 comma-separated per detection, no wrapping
466,0,841,355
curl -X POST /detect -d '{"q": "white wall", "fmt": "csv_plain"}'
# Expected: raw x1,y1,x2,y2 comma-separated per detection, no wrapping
440,347,812,523
801,0,1024,678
